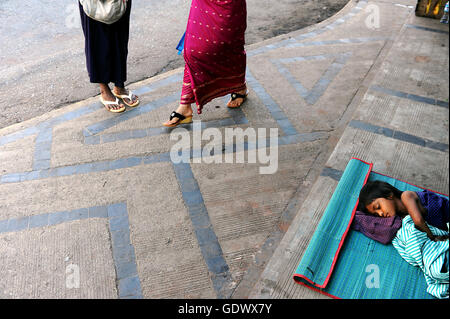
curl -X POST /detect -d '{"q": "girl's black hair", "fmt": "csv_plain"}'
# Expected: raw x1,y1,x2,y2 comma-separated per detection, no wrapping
357,180,403,213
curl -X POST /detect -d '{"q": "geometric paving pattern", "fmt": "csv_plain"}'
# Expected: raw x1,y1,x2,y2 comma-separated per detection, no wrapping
249,5,449,298
271,52,352,105
2,0,448,299
0,202,141,299
0,201,140,298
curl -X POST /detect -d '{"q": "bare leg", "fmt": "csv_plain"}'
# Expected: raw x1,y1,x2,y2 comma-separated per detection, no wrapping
100,83,125,111
113,85,139,105
227,85,248,108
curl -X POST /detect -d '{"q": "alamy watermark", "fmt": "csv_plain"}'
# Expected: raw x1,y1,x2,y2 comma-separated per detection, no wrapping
170,121,279,174
66,264,80,289
365,3,380,30
365,264,380,289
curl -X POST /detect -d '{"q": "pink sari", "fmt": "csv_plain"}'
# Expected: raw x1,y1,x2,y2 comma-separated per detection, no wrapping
181,0,247,114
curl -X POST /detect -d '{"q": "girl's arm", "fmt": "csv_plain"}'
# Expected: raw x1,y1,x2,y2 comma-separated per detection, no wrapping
401,191,439,241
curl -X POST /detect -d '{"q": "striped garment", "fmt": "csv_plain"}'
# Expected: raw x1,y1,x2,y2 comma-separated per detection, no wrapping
392,216,449,299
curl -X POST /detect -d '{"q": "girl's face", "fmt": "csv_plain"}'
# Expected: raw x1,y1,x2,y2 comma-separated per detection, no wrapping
365,197,397,218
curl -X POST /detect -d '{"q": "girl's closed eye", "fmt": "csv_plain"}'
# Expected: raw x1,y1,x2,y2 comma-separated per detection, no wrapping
373,202,381,211
375,206,382,216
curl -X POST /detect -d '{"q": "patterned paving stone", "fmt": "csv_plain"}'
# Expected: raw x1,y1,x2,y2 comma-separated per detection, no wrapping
249,0,448,299
0,0,447,299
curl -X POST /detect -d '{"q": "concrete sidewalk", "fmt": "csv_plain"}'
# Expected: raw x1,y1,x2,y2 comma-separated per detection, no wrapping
0,0,448,299
249,1,449,299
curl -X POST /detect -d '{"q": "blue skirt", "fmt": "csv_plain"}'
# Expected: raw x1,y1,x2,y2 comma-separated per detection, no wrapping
417,189,449,231
79,0,132,87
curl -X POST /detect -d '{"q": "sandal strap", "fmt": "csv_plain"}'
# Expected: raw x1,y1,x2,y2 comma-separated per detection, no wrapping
169,111,186,121
114,90,135,101
230,92,247,101
101,97,121,105
122,90,135,101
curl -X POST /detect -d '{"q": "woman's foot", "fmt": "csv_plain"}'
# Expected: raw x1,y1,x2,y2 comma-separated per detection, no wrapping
113,86,140,107
100,84,126,112
163,104,193,127
227,87,248,108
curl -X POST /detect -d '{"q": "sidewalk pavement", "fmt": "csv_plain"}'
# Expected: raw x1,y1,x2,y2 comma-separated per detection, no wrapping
0,0,448,299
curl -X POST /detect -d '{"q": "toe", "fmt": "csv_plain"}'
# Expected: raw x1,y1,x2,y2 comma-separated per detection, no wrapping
164,118,178,126
228,99,241,107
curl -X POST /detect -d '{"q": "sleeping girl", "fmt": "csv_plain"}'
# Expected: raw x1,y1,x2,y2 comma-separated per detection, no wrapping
356,180,449,299
358,180,449,241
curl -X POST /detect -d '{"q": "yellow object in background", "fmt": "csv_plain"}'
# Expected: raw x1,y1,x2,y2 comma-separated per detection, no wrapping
434,1,441,14
416,0,447,18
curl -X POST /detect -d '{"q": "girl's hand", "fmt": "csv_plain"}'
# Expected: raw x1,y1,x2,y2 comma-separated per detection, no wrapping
432,235,449,242
428,233,449,241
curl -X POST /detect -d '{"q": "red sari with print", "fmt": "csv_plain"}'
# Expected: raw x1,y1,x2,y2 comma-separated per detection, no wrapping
181,0,247,114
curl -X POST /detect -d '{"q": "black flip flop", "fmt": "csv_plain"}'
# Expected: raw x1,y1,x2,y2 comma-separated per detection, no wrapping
227,92,248,108
163,111,193,127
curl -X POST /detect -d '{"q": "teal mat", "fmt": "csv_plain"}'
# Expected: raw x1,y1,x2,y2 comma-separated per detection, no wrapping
293,158,449,299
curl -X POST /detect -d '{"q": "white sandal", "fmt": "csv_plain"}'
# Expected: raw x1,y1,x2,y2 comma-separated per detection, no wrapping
113,90,140,107
100,97,126,113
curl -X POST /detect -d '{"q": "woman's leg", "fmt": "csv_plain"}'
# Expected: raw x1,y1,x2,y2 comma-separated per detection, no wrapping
163,103,193,126
111,2,132,97
163,67,195,126
113,82,139,105
226,85,248,108
179,0,247,110
80,1,135,111
100,83,125,111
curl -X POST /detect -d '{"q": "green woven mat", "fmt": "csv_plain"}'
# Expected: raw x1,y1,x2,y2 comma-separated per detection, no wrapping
293,158,448,299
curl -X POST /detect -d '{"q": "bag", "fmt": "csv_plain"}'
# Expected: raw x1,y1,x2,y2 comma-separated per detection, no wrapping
176,32,186,55
80,0,127,25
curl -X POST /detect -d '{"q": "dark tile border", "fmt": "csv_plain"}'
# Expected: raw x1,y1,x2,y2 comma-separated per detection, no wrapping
320,167,344,182
0,202,142,299
172,162,233,299
405,24,450,34
246,69,299,136
370,85,449,108
349,120,449,152
271,52,351,105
